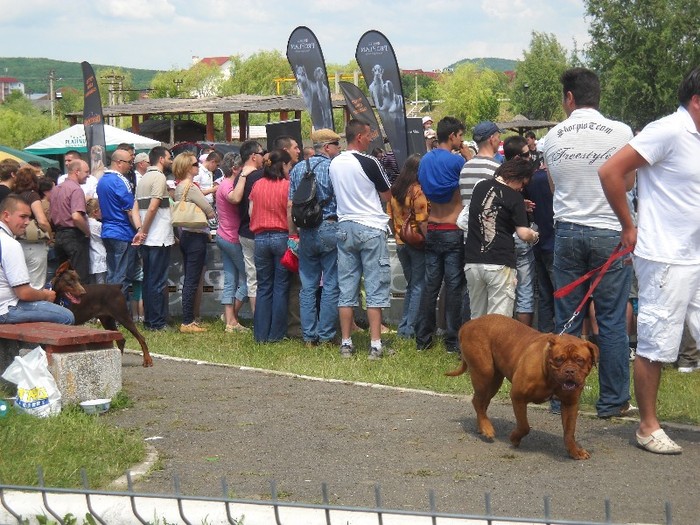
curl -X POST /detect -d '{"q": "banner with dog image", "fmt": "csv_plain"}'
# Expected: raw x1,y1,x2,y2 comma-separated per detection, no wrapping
287,26,335,131
338,81,385,154
355,30,408,169
81,61,107,178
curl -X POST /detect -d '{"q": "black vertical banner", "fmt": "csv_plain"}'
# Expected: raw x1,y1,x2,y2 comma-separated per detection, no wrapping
81,61,107,178
355,30,408,169
338,81,384,154
286,26,335,131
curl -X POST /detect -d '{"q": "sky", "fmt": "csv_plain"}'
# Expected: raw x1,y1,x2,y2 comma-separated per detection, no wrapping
0,0,590,72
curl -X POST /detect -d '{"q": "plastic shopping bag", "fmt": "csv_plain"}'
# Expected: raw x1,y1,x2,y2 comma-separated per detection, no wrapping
1,346,61,417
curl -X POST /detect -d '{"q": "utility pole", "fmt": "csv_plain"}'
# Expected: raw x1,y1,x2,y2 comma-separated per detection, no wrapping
49,70,56,121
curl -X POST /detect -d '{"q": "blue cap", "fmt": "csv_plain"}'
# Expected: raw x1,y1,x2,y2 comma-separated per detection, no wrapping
473,121,503,142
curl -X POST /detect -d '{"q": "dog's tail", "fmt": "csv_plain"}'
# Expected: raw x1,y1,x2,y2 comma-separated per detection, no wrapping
444,358,468,377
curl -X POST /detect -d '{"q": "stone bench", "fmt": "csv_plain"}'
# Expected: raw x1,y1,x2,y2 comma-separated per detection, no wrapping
0,322,124,405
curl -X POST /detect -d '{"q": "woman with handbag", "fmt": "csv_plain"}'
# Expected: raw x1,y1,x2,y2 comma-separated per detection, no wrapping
248,149,292,343
387,154,429,338
172,152,216,333
13,166,52,289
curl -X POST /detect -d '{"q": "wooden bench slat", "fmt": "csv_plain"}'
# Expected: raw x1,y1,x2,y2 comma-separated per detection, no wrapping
0,322,123,346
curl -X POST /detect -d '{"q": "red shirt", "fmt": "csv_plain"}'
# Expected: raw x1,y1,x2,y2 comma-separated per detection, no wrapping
249,177,289,234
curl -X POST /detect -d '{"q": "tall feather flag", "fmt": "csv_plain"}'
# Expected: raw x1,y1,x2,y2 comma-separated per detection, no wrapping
81,61,107,178
287,27,335,131
338,81,384,154
355,30,408,169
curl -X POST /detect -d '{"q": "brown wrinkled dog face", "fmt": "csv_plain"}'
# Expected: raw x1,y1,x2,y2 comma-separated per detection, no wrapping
51,262,87,305
546,335,599,392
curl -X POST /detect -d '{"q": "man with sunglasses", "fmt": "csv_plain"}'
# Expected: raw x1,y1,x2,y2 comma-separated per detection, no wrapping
288,129,342,347
96,149,145,302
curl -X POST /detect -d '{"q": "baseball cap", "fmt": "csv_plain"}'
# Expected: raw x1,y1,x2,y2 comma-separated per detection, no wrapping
134,152,149,164
311,128,341,145
472,121,504,143
422,116,433,125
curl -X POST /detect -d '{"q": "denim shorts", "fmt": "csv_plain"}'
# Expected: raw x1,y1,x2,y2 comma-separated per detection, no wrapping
336,221,391,308
514,237,535,313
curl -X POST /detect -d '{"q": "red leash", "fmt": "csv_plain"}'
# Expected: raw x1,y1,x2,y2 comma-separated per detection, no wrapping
554,243,633,335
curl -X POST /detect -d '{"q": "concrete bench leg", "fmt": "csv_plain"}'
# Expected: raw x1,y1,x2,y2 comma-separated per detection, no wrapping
48,348,122,405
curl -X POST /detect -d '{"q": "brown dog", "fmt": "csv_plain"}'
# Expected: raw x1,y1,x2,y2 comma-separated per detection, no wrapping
446,314,598,460
51,262,153,367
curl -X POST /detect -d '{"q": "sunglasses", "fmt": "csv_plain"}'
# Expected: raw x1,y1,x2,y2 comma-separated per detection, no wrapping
191,162,199,167
517,151,531,159
325,141,340,146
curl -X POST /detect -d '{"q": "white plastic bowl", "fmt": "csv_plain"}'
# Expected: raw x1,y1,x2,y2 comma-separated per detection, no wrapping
79,398,111,415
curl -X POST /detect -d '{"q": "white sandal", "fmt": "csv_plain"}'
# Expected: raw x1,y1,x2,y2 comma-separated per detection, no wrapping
636,429,682,455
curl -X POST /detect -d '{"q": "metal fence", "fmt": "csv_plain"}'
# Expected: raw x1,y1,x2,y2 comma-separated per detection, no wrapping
0,468,672,525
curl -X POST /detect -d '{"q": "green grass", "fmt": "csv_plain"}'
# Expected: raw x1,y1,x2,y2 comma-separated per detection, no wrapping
0,401,144,487
127,318,700,425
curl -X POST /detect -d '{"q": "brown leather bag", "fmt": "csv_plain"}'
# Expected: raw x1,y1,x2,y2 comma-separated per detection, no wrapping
398,188,424,250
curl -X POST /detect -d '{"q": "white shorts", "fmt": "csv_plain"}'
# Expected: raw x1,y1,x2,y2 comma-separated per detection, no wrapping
239,236,257,298
634,256,700,363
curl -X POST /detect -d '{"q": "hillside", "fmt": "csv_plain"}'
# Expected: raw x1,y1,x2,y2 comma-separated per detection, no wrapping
0,57,162,95
446,57,518,72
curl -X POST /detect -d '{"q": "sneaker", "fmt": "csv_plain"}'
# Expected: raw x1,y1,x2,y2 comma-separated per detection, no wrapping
225,323,250,333
629,347,636,361
368,347,383,360
599,402,639,419
678,363,700,373
339,343,355,358
180,322,207,333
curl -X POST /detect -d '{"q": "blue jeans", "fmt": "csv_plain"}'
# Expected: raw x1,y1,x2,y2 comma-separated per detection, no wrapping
103,238,140,300
298,221,339,343
179,231,208,325
140,245,171,329
534,249,555,333
0,301,74,325
553,222,631,416
514,237,535,314
396,243,425,338
253,231,290,342
216,236,248,304
336,221,390,308
416,229,465,351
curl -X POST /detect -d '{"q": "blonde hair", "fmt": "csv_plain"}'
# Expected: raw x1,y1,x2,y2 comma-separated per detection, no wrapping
172,152,197,181
86,198,100,216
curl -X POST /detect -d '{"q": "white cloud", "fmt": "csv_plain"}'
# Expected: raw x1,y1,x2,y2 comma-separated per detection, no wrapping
94,0,176,19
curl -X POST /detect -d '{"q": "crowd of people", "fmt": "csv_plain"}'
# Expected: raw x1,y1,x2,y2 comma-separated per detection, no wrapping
0,65,698,456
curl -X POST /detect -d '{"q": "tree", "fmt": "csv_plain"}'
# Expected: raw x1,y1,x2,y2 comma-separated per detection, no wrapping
0,92,57,148
586,0,700,129
221,50,292,96
510,32,569,121
436,63,503,129
150,62,223,99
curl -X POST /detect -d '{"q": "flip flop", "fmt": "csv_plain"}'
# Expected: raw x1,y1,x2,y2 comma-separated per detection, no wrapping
635,429,682,455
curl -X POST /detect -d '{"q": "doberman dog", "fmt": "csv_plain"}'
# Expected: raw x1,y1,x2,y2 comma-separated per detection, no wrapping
51,262,153,367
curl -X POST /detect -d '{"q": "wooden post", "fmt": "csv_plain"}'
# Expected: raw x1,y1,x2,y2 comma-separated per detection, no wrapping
131,115,140,134
223,113,232,142
206,113,215,142
280,110,289,121
239,111,248,141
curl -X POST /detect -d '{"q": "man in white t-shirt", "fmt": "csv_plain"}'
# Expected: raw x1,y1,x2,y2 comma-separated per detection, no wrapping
543,67,635,419
599,66,700,455
0,195,74,325
329,119,392,360
194,151,220,204
57,150,98,198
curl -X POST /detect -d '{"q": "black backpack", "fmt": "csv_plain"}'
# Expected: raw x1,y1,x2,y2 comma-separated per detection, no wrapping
291,159,327,229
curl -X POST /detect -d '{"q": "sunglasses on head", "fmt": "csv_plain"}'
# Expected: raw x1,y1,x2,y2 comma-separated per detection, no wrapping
325,141,340,146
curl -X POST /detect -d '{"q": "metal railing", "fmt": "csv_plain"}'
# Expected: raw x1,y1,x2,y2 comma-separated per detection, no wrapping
0,468,672,525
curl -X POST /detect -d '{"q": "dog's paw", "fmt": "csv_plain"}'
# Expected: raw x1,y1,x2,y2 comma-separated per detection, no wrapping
569,447,591,460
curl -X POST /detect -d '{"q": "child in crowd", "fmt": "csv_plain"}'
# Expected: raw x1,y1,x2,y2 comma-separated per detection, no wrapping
86,198,107,284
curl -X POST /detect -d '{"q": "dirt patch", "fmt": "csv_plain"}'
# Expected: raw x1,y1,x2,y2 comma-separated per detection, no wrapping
106,352,700,524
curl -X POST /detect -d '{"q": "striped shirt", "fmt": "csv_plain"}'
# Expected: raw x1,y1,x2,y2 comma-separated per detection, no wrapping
459,155,500,208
